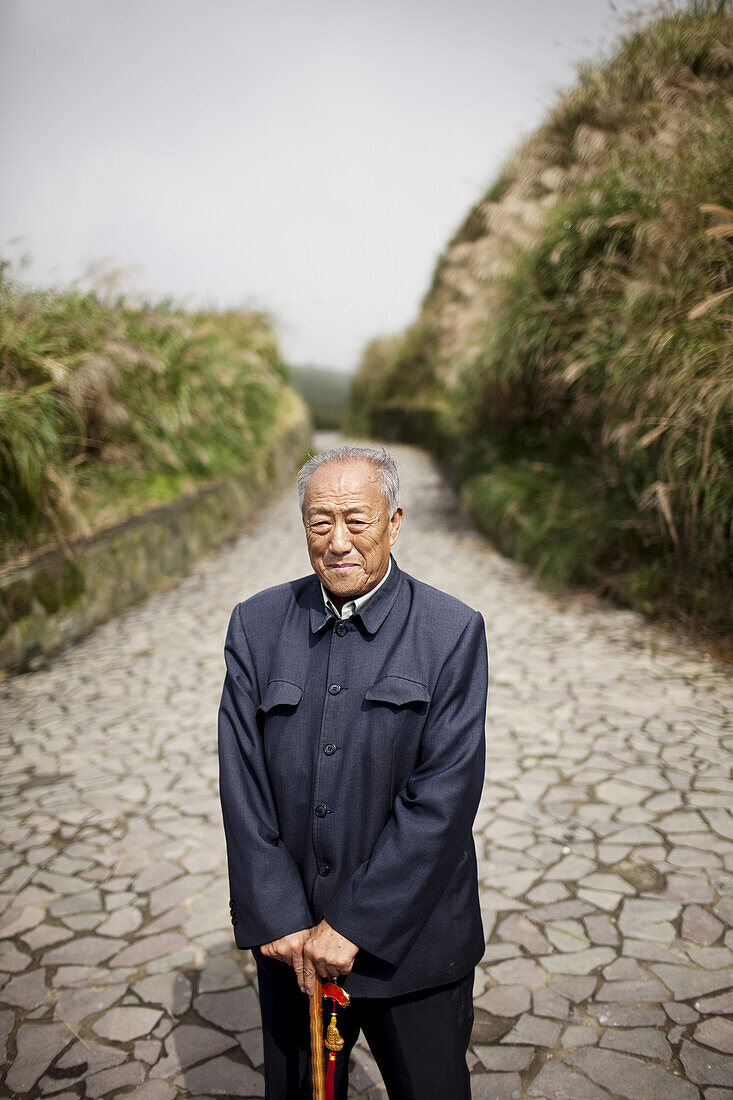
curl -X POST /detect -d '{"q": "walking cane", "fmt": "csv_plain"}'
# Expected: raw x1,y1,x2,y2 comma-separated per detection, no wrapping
310,975,325,1100
311,977,350,1100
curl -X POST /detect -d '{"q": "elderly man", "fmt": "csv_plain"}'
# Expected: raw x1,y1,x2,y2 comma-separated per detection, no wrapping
218,444,488,1099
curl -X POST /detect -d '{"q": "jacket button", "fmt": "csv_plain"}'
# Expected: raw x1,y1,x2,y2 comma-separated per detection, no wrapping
324,743,336,756
335,622,347,637
328,684,341,695
319,864,331,876
315,804,328,818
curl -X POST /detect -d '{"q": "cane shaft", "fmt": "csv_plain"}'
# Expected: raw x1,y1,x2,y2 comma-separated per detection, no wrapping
310,975,325,1100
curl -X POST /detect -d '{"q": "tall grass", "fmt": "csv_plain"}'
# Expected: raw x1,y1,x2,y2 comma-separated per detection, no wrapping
464,104,733,567
0,269,296,561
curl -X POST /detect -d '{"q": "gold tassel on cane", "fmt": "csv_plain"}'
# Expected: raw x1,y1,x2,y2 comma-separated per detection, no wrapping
321,982,350,1100
325,1010,344,1052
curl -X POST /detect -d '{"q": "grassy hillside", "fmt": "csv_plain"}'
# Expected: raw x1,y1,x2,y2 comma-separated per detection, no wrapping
0,267,305,562
350,1,733,640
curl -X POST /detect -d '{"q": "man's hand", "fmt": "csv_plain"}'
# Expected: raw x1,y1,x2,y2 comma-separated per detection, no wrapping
259,921,358,996
260,928,314,993
302,920,358,996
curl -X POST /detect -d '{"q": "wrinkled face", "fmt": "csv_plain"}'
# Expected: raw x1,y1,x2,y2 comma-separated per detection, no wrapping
303,459,403,608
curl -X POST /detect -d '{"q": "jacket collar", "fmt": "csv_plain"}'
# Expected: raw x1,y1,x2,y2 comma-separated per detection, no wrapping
309,555,402,635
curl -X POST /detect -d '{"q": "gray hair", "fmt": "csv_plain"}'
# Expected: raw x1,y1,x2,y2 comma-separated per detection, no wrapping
298,444,400,516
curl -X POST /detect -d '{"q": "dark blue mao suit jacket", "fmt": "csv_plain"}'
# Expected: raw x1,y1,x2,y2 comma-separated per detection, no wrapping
218,556,488,998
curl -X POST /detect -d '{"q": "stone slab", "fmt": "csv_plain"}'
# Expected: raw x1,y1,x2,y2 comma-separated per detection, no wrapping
173,1055,266,1096
5,1023,73,1093
568,1047,699,1100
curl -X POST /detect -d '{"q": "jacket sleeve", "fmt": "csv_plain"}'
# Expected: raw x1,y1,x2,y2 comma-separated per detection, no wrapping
324,610,488,966
218,602,314,947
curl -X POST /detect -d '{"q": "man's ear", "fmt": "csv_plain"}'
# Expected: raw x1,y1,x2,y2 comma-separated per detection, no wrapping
389,507,404,545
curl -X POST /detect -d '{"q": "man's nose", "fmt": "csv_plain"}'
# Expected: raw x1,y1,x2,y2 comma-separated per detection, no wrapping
329,520,352,553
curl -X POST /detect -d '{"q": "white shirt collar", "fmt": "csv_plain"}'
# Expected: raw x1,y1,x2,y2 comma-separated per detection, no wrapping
320,558,392,621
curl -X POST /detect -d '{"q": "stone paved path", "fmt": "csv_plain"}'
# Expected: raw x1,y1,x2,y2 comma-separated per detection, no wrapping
1,436,732,1099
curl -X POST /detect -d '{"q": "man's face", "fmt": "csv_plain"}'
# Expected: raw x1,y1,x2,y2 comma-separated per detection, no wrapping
303,459,403,605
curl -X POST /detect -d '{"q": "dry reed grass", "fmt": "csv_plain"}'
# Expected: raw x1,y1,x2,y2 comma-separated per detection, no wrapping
0,269,293,561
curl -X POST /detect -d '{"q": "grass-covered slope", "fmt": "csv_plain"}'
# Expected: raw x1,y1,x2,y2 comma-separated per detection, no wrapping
350,1,733,639
0,268,305,562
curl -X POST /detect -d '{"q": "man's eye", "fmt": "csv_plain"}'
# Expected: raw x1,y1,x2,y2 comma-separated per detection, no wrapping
310,522,330,533
348,520,367,528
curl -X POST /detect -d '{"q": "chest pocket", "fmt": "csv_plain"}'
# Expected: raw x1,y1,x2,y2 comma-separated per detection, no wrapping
363,676,430,785
257,679,303,717
257,678,308,790
364,675,430,710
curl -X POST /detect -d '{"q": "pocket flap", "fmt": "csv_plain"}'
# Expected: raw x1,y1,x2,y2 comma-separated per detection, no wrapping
258,679,303,714
364,675,430,706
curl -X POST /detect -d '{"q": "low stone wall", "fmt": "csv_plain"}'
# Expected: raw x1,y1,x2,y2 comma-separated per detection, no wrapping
0,405,311,674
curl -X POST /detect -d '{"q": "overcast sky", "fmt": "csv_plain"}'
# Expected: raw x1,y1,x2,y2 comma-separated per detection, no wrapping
1,0,647,371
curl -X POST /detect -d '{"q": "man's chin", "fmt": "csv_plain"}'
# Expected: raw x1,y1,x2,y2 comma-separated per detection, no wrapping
321,566,364,595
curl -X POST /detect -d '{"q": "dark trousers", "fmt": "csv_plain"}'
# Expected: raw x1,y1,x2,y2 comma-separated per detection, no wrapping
256,963,474,1100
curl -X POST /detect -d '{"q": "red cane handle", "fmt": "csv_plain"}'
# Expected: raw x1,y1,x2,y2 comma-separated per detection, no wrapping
322,981,350,1006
